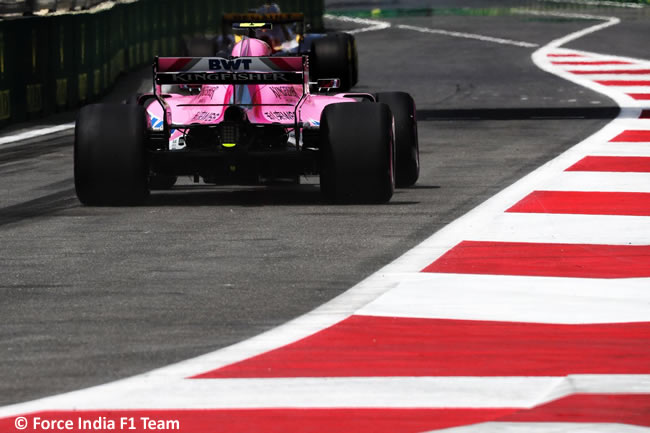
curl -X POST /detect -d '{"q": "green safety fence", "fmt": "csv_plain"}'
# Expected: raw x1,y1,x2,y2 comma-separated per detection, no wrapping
0,0,324,128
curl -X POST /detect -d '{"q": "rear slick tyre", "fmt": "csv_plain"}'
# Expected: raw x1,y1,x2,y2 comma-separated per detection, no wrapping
320,102,394,204
375,92,419,187
74,104,149,206
310,33,356,91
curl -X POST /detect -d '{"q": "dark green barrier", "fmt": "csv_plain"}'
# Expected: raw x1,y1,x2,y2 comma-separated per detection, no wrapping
125,3,136,69
181,1,195,39
0,20,14,126
194,0,207,36
204,0,218,35
2,0,325,128
109,6,126,83
89,12,104,98
164,0,180,56
128,2,143,68
139,2,152,64
68,15,86,109
12,16,49,120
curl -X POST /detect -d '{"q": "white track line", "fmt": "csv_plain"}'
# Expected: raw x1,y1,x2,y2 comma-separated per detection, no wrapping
516,10,620,48
323,14,391,34
0,123,74,148
541,0,646,8
396,24,539,48
325,14,539,48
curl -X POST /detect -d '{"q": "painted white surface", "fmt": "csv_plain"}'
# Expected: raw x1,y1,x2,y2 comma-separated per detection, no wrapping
358,274,650,323
396,24,539,48
0,123,74,148
2,375,649,412
532,172,650,192
323,14,391,34
468,213,650,244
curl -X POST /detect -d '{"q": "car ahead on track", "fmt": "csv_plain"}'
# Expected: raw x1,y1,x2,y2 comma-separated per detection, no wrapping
74,37,419,206
184,10,358,90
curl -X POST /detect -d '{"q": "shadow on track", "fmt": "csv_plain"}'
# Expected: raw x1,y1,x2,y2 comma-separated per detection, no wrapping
146,185,420,207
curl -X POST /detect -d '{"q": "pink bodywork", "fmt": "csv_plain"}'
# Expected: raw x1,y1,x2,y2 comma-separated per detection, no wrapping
145,37,358,146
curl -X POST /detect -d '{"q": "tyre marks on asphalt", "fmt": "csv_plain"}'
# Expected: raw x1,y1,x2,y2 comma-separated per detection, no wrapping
0,188,77,227
0,133,72,165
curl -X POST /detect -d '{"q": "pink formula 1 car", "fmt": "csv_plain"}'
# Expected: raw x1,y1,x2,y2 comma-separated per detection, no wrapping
74,37,419,205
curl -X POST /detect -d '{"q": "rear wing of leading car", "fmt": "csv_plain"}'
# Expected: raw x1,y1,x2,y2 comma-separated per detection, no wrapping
221,12,306,44
222,12,305,26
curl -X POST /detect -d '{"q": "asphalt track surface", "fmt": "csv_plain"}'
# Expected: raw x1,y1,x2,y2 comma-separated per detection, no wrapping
0,1,647,406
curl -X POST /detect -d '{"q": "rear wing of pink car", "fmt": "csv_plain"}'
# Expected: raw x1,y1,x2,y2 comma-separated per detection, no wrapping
154,56,305,85
151,56,308,139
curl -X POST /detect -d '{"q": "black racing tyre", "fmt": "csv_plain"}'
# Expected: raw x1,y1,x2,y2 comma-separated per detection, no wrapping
125,96,174,189
310,33,357,91
125,93,141,105
319,102,394,203
375,92,419,187
74,104,149,205
346,33,359,87
126,93,156,108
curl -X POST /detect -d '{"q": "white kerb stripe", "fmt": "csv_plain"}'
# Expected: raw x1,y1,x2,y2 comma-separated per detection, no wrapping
468,213,650,245
1,375,648,413
357,274,650,324
533,172,650,193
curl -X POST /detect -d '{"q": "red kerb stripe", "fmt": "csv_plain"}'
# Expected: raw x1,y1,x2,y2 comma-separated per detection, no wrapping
552,60,631,65
611,130,650,142
567,156,650,172
502,394,650,426
422,240,650,278
570,69,650,75
596,80,650,86
507,190,650,216
628,93,650,101
193,315,650,378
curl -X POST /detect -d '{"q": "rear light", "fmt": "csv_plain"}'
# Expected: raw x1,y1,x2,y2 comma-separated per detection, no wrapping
220,122,239,148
